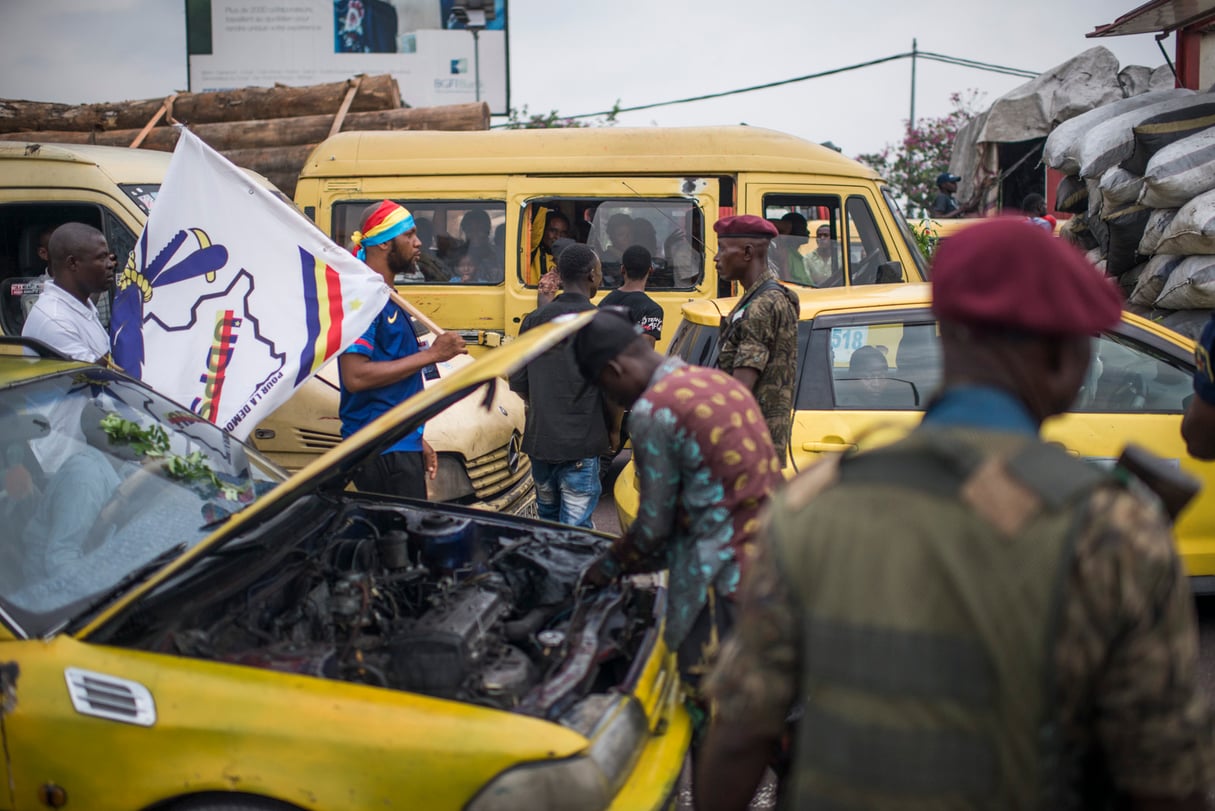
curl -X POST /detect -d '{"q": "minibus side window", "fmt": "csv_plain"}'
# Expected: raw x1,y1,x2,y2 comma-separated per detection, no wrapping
844,196,898,286
762,195,844,288
523,198,704,292
0,202,108,335
331,200,507,285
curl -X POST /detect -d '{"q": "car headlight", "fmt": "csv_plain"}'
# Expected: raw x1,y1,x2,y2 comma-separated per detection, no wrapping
429,453,475,501
465,697,648,811
464,756,609,811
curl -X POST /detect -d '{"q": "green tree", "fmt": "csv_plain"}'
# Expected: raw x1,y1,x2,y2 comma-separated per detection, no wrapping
856,90,982,218
500,101,621,129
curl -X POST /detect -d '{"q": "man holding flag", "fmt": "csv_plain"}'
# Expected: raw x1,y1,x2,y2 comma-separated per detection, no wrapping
340,201,467,498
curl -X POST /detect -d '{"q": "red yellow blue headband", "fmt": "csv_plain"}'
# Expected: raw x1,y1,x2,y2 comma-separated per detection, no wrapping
351,201,415,260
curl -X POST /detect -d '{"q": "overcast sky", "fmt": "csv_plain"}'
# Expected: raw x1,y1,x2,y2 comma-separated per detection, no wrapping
0,0,1167,160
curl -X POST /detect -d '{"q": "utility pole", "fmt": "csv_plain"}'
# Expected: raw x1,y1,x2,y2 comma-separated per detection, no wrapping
472,27,482,102
909,38,917,131
449,3,489,104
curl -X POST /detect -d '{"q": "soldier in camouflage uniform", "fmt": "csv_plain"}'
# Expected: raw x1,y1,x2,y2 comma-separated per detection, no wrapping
713,215,800,466
696,218,1215,811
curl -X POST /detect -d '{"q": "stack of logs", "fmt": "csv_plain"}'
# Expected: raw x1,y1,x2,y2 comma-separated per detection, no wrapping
0,75,489,197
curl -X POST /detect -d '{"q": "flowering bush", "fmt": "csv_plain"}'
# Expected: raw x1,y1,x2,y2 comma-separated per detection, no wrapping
911,218,941,263
857,90,982,218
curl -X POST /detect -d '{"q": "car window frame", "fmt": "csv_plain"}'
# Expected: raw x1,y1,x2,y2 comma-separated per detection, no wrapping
802,307,937,411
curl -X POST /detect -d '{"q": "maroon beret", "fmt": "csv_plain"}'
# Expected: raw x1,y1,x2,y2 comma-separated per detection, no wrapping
714,214,779,239
932,217,1122,336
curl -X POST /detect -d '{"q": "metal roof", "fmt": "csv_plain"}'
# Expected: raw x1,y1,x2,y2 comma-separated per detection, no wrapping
1089,0,1215,37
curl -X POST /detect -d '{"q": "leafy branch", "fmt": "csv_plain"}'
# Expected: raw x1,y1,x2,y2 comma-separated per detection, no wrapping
99,413,240,501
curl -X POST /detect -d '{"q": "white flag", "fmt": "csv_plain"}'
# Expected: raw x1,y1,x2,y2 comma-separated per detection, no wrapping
110,128,388,440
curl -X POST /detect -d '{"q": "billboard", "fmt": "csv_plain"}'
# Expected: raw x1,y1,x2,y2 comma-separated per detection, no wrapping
186,0,509,114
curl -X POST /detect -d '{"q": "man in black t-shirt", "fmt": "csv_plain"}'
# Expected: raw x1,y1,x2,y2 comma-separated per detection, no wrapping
600,245,663,346
930,172,961,219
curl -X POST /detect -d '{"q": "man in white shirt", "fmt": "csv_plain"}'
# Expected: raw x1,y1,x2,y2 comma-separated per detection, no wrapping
22,223,115,365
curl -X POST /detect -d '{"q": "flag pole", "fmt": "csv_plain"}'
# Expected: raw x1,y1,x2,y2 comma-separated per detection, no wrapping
387,288,446,336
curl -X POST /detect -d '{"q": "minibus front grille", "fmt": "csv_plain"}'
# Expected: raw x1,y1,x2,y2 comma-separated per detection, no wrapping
467,443,531,498
296,428,342,451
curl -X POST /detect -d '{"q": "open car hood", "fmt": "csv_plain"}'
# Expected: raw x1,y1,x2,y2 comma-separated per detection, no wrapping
77,311,595,631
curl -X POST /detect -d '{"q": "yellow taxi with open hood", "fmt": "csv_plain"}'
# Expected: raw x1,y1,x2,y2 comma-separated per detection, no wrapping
0,312,688,811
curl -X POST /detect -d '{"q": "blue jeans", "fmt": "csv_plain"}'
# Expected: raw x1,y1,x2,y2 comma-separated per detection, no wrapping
531,457,600,528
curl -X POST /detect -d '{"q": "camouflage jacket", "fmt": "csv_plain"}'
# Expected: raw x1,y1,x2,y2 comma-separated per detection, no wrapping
715,269,799,463
707,434,1215,804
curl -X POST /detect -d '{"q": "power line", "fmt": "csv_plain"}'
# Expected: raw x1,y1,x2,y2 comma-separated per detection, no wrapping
498,50,1040,126
917,51,1039,79
557,52,913,120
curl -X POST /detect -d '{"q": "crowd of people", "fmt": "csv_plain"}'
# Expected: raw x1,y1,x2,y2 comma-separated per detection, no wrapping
407,208,507,285
19,199,1215,809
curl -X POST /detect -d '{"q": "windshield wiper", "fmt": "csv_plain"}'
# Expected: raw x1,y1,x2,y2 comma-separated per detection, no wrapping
74,542,189,621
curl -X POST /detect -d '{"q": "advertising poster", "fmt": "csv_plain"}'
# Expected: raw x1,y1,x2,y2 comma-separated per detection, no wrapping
186,0,509,113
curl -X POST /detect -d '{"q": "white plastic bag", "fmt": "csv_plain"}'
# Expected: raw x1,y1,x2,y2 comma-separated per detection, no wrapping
1138,208,1178,256
1156,188,1215,255
1129,254,1182,307
1077,92,1204,179
1155,255,1215,309
1044,90,1187,174
1140,128,1215,209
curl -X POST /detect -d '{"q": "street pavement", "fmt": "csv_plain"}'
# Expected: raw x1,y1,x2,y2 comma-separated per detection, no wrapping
591,449,629,537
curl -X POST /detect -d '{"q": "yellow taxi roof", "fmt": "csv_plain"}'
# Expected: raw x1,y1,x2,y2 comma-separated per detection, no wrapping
683,283,935,325
681,281,1193,353
300,126,882,181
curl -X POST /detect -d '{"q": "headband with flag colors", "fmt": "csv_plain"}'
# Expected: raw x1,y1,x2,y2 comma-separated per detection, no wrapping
351,201,415,260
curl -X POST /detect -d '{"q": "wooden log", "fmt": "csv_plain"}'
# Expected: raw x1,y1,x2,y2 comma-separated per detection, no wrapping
221,145,317,177
0,74,401,133
0,103,490,151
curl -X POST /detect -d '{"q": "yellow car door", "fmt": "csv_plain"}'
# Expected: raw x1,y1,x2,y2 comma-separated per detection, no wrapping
799,306,1215,584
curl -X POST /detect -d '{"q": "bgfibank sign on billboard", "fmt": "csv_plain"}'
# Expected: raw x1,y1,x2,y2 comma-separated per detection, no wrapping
186,0,508,113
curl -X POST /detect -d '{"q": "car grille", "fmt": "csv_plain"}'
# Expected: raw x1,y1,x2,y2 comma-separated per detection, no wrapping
468,441,531,500
64,668,156,727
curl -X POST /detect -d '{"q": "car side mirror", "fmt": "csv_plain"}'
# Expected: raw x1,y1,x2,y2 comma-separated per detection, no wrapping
876,261,904,284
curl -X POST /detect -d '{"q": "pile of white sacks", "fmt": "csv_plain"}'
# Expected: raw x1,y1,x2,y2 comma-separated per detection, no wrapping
1044,88,1215,338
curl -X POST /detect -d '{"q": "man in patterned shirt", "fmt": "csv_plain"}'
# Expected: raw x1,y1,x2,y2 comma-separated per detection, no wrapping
713,214,799,466
697,218,1215,810
574,310,780,707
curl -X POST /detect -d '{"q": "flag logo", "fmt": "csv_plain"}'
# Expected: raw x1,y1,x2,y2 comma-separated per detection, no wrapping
110,129,388,440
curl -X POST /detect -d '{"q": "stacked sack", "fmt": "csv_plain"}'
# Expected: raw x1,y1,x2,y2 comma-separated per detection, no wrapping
1044,88,1215,338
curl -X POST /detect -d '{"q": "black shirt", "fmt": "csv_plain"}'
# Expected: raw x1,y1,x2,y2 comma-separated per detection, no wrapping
931,191,958,216
509,293,610,462
600,289,664,341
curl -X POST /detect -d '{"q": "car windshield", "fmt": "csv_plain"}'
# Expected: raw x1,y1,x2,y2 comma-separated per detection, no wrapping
0,367,284,634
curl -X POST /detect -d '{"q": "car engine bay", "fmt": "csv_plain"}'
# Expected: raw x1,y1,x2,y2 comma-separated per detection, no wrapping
119,499,659,723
